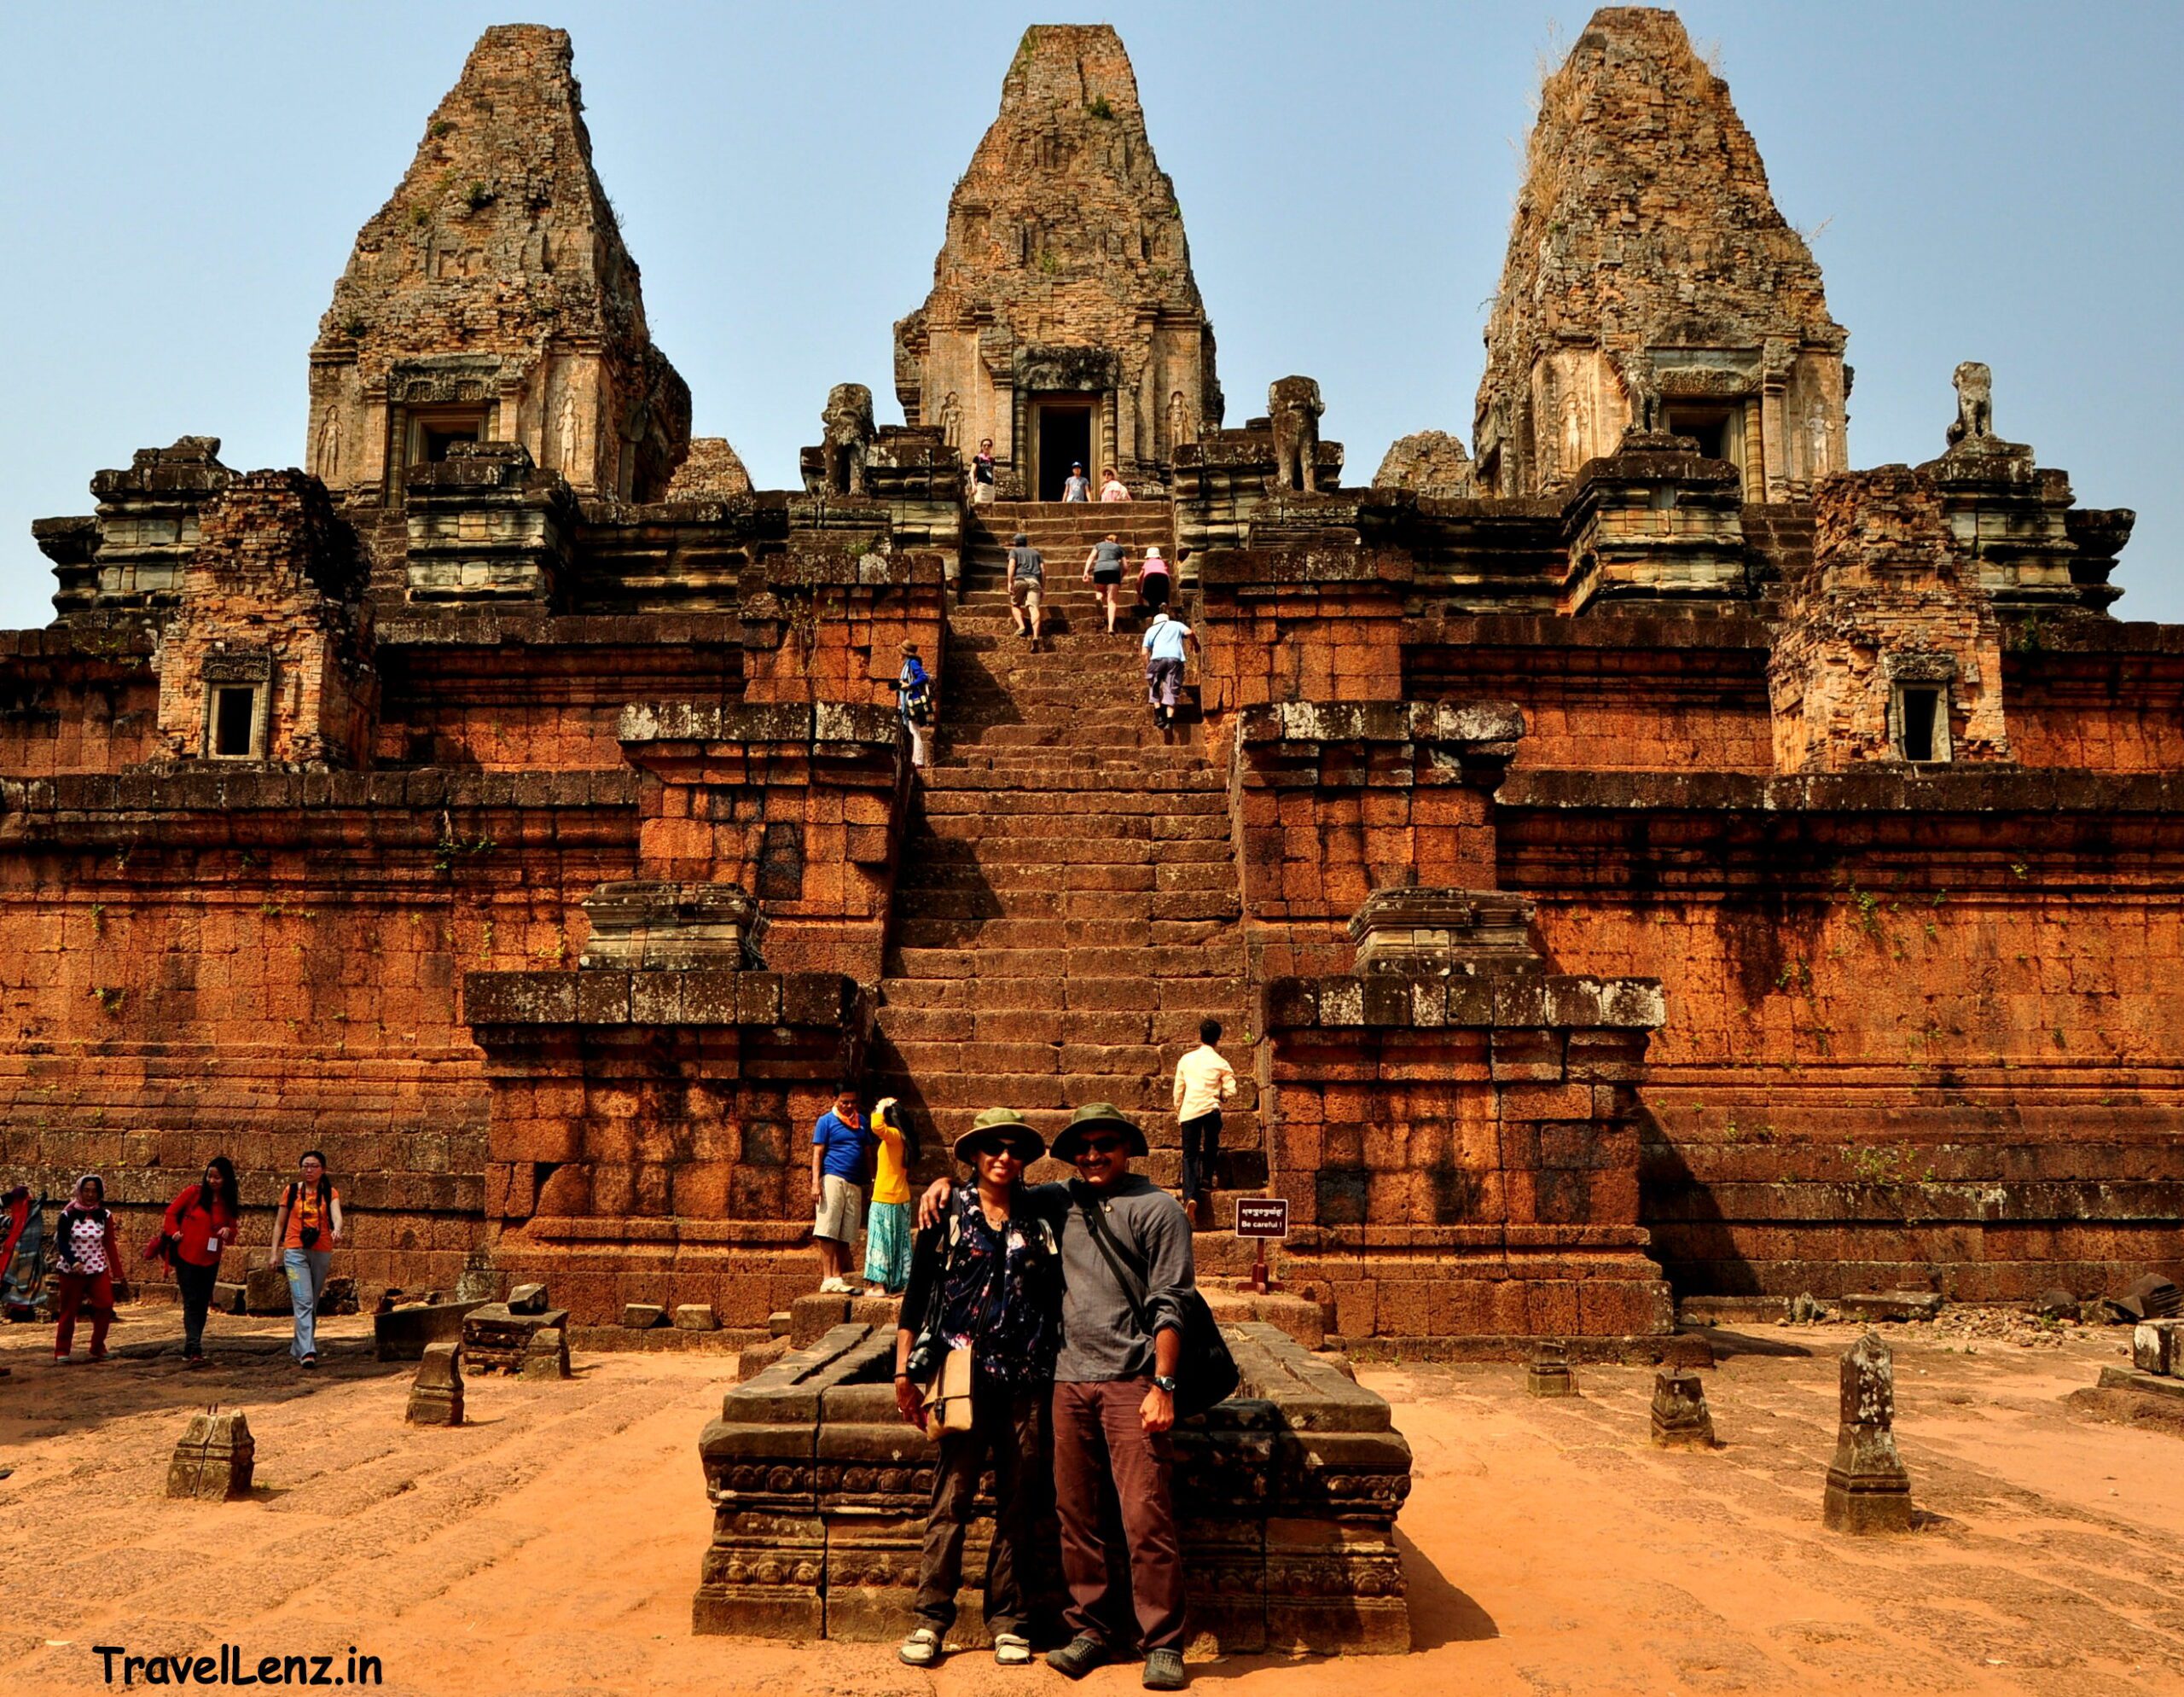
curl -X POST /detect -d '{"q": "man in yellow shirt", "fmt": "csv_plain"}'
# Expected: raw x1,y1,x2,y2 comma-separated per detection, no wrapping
863,1096,916,1293
1171,1020,1238,1225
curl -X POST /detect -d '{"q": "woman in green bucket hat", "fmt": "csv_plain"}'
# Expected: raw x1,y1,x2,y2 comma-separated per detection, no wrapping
891,1107,1064,1670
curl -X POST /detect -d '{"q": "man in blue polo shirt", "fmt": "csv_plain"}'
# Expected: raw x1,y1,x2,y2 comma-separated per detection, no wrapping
810,1084,875,1292
1140,611,1197,731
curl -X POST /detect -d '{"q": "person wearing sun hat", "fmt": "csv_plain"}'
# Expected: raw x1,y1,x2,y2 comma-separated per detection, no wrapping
915,1101,1197,1690
891,1107,1064,1671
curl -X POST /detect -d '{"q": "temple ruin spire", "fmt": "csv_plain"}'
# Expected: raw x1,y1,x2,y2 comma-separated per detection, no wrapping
308,25,690,506
893,24,1221,497
1474,7,1847,501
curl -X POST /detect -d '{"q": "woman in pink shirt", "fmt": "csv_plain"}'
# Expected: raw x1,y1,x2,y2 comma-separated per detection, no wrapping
1137,544,1172,613
1099,467,1130,502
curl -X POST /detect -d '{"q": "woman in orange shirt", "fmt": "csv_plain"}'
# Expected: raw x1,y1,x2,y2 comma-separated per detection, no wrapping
266,1150,343,1369
157,1156,240,1367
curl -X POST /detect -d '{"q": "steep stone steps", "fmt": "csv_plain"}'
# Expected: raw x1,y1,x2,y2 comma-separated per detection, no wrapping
874,491,1254,1223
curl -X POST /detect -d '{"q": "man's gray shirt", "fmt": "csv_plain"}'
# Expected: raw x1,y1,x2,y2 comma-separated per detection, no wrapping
1028,1176,1195,1383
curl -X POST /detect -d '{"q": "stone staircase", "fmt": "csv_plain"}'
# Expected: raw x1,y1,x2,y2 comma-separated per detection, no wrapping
962,500,1178,637
873,500,1259,1247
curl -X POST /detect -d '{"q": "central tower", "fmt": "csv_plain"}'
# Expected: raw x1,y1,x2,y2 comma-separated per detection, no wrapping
893,24,1222,497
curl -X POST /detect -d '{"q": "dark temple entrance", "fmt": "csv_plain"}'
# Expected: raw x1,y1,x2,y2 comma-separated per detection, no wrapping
1035,403,1092,500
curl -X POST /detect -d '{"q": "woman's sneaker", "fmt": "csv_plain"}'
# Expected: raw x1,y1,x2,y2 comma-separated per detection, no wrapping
897,1627,942,1667
993,1631,1032,1666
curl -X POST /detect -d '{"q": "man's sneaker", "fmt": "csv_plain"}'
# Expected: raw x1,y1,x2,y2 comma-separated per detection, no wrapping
897,1627,941,1667
1046,1635,1107,1680
992,1631,1032,1666
818,1276,849,1293
1142,1648,1188,1690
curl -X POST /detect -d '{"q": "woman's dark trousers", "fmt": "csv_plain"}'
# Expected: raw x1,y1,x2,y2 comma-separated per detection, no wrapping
176,1260,218,1357
913,1375,1048,1639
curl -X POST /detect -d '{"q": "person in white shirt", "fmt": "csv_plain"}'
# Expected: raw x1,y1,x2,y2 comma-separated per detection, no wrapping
1171,1019,1238,1223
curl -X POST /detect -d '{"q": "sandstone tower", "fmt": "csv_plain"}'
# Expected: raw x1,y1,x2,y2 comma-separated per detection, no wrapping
306,25,691,507
1475,8,1847,499
894,24,1222,497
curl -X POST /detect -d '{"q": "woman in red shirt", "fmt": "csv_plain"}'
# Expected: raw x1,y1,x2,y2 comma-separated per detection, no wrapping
158,1156,240,1367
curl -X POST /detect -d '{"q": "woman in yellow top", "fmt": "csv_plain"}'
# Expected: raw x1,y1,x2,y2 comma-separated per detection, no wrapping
863,1097,915,1294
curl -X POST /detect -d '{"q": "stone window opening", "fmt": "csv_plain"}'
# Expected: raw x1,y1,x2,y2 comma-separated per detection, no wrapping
1891,683,1951,764
1664,404,1742,485
411,405,490,466
206,682,265,760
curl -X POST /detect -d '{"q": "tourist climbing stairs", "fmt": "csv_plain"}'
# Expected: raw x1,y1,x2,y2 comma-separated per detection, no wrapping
873,500,1256,1258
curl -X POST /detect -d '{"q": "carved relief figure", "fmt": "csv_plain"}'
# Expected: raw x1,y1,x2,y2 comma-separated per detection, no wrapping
1612,349,1663,433
1167,389,1193,456
1268,375,1324,494
937,390,962,450
1804,400,1830,479
820,382,876,497
314,408,340,483
1562,392,1584,477
556,388,582,476
1946,361,1994,449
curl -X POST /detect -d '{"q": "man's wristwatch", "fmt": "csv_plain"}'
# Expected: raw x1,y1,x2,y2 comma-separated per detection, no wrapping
1152,1374,1178,1394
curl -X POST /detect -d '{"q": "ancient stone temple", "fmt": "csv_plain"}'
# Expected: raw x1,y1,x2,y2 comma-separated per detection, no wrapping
3,11,2179,1340
1474,8,1845,499
307,26,692,510
893,24,1222,497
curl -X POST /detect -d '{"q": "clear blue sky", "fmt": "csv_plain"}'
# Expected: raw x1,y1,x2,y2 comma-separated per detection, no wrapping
2,3,2178,628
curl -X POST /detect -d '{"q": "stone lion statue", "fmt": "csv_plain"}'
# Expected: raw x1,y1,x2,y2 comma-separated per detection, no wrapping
1268,375,1323,494
1946,362,1993,450
819,383,875,496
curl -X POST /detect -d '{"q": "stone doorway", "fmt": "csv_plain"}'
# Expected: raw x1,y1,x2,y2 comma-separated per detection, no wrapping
1033,401,1093,499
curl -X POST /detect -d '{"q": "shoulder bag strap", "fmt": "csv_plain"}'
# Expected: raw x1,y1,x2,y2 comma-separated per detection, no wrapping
1071,1184,1152,1333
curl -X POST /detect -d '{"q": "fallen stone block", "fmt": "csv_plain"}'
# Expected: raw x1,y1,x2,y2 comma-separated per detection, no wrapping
1837,1290,1942,1323
2132,1319,2183,1377
406,1342,464,1426
212,1281,246,1316
674,1304,719,1332
373,1299,485,1363
2108,1275,2184,1323
2032,1287,2078,1322
167,1410,255,1501
243,1264,293,1316
2098,1364,2184,1404
520,1326,571,1380
1821,1331,1913,1534
624,1303,666,1329
1525,1340,1575,1398
1650,1368,1716,1450
508,1282,549,1315
319,1276,358,1316
463,1303,571,1374
766,1310,793,1339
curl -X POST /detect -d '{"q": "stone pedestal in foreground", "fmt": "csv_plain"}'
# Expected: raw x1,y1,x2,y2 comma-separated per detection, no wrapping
168,1411,256,1500
406,1342,465,1426
1650,1368,1716,1450
693,1322,1412,1652
1526,1341,1576,1398
1821,1331,1913,1533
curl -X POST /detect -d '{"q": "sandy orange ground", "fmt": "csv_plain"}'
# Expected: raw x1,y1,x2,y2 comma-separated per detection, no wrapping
3,1309,2182,1697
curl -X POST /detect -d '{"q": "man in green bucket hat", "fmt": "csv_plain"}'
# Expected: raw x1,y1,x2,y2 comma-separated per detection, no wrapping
915,1101,1197,1690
